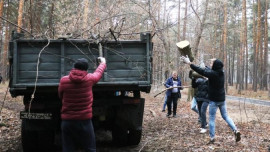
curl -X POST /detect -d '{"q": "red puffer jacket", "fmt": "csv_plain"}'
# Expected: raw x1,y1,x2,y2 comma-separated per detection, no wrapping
58,63,106,120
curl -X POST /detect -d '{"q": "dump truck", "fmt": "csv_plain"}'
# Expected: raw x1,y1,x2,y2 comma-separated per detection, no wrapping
9,31,152,151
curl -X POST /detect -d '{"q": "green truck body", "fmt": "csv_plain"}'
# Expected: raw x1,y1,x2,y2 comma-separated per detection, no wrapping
9,32,153,151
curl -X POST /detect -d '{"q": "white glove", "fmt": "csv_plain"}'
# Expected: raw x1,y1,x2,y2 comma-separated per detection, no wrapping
98,57,106,64
180,55,191,64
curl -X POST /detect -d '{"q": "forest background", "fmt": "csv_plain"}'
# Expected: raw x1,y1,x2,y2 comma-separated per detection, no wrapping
0,0,269,98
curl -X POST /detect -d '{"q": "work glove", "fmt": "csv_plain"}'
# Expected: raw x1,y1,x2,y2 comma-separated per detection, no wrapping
98,57,106,64
180,55,191,64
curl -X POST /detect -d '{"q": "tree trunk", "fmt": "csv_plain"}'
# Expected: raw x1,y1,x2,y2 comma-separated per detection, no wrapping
95,0,99,34
83,0,89,38
35,1,43,34
252,0,257,90
231,32,236,86
238,0,247,93
268,74,270,98
0,0,4,33
2,0,10,82
163,0,167,29
48,2,54,38
0,0,4,78
177,0,181,71
27,0,33,35
254,0,261,92
192,0,209,58
223,1,228,92
177,0,181,42
17,0,24,33
182,0,188,40
263,0,268,90
244,0,248,90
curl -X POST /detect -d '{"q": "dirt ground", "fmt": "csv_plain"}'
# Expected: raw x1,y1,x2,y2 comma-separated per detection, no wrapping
0,84,270,152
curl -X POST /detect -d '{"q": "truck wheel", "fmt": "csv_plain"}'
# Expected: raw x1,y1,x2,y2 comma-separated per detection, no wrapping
128,129,142,145
21,120,54,152
21,120,38,152
112,125,128,146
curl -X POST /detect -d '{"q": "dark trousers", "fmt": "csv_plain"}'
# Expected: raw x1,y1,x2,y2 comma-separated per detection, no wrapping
61,119,96,152
167,93,179,115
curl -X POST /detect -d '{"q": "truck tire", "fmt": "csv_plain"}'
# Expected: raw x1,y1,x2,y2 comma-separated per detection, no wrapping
128,129,142,145
21,120,54,152
21,120,38,152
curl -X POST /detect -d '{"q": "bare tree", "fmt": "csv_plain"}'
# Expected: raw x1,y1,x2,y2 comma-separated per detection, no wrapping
191,0,209,58
252,0,257,88
26,0,33,35
254,0,261,92
263,0,268,90
2,0,10,81
182,0,188,40
223,1,228,92
177,0,181,42
48,2,55,38
17,0,24,33
83,0,89,38
238,0,247,93
0,0,4,33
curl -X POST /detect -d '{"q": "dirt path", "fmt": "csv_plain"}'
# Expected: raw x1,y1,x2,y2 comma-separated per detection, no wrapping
0,86,270,151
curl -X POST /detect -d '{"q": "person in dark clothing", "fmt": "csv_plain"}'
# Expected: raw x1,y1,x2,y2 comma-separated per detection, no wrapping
0,74,2,84
193,77,209,133
190,70,204,122
165,71,182,118
58,57,106,152
181,56,241,143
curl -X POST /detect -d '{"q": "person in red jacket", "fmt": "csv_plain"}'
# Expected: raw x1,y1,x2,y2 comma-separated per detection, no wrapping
58,57,106,152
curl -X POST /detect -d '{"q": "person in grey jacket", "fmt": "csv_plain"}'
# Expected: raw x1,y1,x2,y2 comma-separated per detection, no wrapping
181,56,241,143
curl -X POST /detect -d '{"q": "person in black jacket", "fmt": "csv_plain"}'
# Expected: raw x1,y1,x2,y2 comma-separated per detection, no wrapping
181,56,241,143
193,77,209,134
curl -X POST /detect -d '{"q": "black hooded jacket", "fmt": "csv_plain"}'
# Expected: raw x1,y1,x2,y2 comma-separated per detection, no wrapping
192,78,209,102
190,59,225,102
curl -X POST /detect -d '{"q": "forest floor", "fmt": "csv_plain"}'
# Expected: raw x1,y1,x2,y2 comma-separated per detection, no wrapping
0,83,270,152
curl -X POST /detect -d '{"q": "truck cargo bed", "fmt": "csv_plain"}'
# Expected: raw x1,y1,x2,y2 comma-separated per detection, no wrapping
9,33,152,96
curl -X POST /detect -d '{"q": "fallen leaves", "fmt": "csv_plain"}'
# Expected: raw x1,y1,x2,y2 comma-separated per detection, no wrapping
0,88,270,152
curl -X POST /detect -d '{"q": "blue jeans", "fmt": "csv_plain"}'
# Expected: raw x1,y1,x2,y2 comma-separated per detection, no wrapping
61,119,96,152
191,97,199,114
209,101,237,139
162,94,168,110
200,101,209,128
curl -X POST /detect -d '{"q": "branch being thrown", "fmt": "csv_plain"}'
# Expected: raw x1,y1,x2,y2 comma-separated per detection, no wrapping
154,86,191,98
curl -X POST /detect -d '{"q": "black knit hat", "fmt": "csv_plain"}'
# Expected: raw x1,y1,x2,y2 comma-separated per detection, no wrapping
74,58,89,71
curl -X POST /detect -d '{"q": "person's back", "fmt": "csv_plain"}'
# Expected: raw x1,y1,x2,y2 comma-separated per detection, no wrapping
193,77,209,133
59,63,106,120
58,57,106,152
194,78,208,102
206,60,225,102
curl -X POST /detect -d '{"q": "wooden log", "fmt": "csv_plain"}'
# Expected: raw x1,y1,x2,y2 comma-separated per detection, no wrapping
154,86,191,98
176,40,194,62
